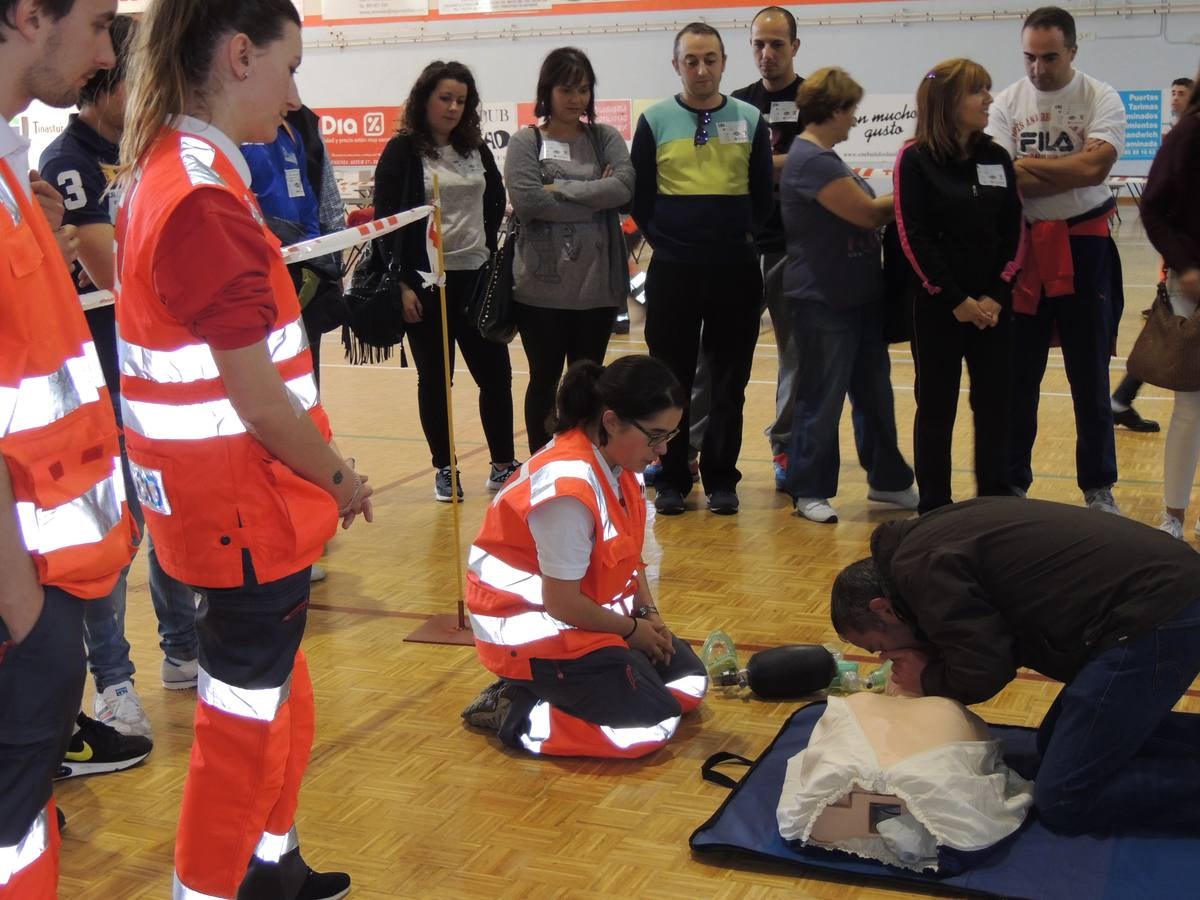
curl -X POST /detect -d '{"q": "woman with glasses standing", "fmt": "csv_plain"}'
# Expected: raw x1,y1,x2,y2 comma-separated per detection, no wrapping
372,60,518,502
460,356,708,759
782,67,916,524
505,47,635,454
893,59,1022,514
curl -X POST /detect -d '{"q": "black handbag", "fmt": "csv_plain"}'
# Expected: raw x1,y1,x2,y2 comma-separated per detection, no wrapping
1127,279,1200,392
475,216,519,344
340,236,408,366
474,126,545,344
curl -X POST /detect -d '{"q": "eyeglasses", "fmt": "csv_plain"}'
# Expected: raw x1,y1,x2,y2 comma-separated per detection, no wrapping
694,109,714,147
628,419,680,448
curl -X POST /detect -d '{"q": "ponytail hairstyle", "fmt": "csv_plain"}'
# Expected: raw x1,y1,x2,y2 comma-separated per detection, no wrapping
120,0,301,178
551,356,684,444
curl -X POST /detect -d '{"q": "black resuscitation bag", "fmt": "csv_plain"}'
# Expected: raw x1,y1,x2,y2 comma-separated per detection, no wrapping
341,235,408,366
744,645,838,700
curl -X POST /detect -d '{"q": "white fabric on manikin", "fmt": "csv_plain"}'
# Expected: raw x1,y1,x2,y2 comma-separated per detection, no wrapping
776,696,1033,872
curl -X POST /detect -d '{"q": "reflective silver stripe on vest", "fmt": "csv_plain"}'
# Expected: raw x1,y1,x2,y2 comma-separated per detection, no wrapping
0,344,104,436
253,826,298,863
15,462,125,555
468,609,564,646
0,806,49,885
173,872,226,900
197,666,290,722
118,321,309,384
122,373,319,441
528,459,618,540
518,701,679,754
468,545,544,607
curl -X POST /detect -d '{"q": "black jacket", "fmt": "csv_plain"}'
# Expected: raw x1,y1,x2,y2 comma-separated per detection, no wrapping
870,497,1200,705
893,138,1022,312
371,133,505,293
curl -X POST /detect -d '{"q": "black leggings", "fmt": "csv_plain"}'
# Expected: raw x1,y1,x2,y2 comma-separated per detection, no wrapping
515,303,617,454
405,268,515,469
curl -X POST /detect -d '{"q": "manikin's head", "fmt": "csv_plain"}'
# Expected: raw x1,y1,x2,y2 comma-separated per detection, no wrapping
1021,6,1077,93
830,558,921,654
0,0,117,117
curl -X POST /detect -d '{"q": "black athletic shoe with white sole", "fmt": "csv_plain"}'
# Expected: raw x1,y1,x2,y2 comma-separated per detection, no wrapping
56,712,152,779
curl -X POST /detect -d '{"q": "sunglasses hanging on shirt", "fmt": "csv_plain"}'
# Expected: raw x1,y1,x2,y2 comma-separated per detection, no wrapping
694,109,714,147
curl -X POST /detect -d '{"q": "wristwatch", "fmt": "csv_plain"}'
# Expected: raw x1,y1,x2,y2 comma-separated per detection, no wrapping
634,605,659,619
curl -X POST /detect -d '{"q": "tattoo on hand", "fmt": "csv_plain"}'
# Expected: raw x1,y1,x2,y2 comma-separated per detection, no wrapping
333,471,344,485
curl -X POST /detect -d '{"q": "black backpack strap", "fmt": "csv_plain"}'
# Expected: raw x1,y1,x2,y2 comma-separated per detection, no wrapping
701,751,754,790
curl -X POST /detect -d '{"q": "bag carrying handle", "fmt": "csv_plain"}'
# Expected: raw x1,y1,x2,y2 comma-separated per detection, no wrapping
701,751,754,790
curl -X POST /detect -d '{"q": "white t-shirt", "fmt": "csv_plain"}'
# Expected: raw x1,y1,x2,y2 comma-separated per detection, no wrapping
986,70,1125,222
422,145,489,271
527,446,626,580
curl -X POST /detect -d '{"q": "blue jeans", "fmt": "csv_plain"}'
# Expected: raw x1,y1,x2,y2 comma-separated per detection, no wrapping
1008,233,1120,493
83,452,198,690
1033,598,1200,833
785,299,913,500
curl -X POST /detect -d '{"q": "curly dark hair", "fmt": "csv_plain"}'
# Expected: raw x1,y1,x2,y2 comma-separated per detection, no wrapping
400,60,483,160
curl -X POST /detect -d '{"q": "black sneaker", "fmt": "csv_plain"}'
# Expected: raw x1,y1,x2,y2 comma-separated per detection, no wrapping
57,713,152,779
434,466,463,503
294,867,351,900
57,806,66,834
486,460,521,492
654,487,686,516
706,490,739,515
461,680,513,732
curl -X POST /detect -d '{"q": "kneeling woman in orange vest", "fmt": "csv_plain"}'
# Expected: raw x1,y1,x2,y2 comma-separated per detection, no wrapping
463,356,708,758
115,2,372,897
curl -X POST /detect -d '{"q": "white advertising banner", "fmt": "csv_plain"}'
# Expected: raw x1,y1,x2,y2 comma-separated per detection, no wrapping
479,102,519,172
440,0,551,13
13,102,72,173
321,0,428,17
838,93,917,168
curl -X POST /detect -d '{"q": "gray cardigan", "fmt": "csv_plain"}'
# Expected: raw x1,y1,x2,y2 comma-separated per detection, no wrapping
504,123,634,309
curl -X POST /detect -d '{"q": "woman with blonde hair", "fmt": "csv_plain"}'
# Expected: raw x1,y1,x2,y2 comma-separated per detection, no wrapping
893,58,1023,513
116,2,369,896
782,66,916,524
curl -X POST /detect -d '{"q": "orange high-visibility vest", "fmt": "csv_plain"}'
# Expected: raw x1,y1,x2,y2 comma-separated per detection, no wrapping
466,428,647,680
0,160,135,599
115,127,337,589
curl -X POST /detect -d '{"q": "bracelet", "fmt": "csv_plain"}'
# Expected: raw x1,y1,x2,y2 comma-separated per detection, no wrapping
622,617,638,640
337,473,363,516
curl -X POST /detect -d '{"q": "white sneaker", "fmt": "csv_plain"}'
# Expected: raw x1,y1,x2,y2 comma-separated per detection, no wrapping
1158,512,1185,540
94,681,153,738
309,563,327,584
1083,487,1121,515
795,498,838,523
867,486,920,510
161,656,198,690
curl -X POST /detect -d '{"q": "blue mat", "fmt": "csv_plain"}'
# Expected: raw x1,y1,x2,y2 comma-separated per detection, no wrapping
690,702,1198,900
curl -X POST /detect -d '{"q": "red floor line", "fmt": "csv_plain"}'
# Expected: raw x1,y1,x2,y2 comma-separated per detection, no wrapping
308,603,1200,699
371,428,529,496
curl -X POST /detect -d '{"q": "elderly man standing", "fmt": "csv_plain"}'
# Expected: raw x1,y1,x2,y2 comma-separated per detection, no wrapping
987,6,1126,512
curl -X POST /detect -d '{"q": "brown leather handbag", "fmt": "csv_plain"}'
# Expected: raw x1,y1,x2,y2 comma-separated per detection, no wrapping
1126,280,1200,392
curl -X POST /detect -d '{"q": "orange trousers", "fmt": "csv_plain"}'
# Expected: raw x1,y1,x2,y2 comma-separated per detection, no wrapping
174,651,314,898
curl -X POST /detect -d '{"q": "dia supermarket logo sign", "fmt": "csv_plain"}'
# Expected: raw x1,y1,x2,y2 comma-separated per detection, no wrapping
317,106,403,166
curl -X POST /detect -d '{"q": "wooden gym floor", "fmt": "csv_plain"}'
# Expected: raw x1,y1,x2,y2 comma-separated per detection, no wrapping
59,205,1200,898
